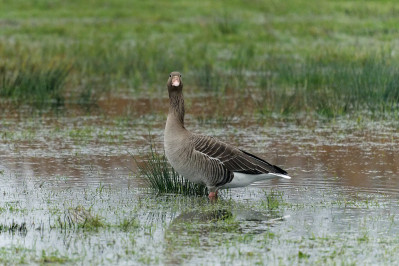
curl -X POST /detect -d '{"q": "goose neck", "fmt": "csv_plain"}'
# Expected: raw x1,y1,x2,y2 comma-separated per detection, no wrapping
168,92,185,127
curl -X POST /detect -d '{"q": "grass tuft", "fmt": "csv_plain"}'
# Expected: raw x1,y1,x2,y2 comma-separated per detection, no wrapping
118,218,140,232
135,144,208,197
262,190,284,211
58,206,105,230
0,221,27,235
39,250,70,264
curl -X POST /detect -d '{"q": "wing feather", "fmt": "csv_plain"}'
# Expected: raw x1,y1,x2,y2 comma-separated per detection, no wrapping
190,134,287,176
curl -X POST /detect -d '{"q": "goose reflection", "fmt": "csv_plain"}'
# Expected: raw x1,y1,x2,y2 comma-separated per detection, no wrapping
164,206,288,264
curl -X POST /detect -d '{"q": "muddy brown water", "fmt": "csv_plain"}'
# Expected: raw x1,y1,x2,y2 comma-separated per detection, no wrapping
0,94,398,264
2,95,398,193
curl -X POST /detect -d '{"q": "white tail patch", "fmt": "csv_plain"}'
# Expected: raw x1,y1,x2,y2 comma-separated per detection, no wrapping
268,173,291,179
221,172,291,189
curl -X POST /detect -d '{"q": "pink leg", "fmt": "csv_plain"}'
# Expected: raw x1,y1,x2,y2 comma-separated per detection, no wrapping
208,191,218,201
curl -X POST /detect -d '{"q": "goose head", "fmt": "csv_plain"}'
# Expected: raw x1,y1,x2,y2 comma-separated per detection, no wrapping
167,72,183,95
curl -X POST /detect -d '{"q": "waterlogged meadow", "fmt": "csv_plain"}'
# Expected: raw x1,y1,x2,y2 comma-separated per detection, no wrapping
1,0,399,265
2,0,399,117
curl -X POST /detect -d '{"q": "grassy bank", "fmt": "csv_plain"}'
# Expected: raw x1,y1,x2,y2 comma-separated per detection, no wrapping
1,0,399,118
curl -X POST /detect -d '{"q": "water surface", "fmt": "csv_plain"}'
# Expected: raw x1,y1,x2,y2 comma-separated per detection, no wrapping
0,94,398,264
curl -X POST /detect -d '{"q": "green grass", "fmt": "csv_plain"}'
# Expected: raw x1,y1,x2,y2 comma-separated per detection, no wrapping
58,206,105,230
1,0,399,118
118,218,140,232
0,221,27,235
255,50,399,117
39,250,71,264
0,60,69,106
135,145,208,196
262,189,284,211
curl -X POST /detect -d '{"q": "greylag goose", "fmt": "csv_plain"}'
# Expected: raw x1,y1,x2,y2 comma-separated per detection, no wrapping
164,72,290,200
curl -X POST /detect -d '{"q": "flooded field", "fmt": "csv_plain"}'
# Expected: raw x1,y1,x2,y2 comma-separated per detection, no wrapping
0,94,398,264
2,0,399,264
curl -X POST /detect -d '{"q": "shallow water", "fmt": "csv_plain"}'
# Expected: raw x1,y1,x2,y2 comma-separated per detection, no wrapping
0,94,398,264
